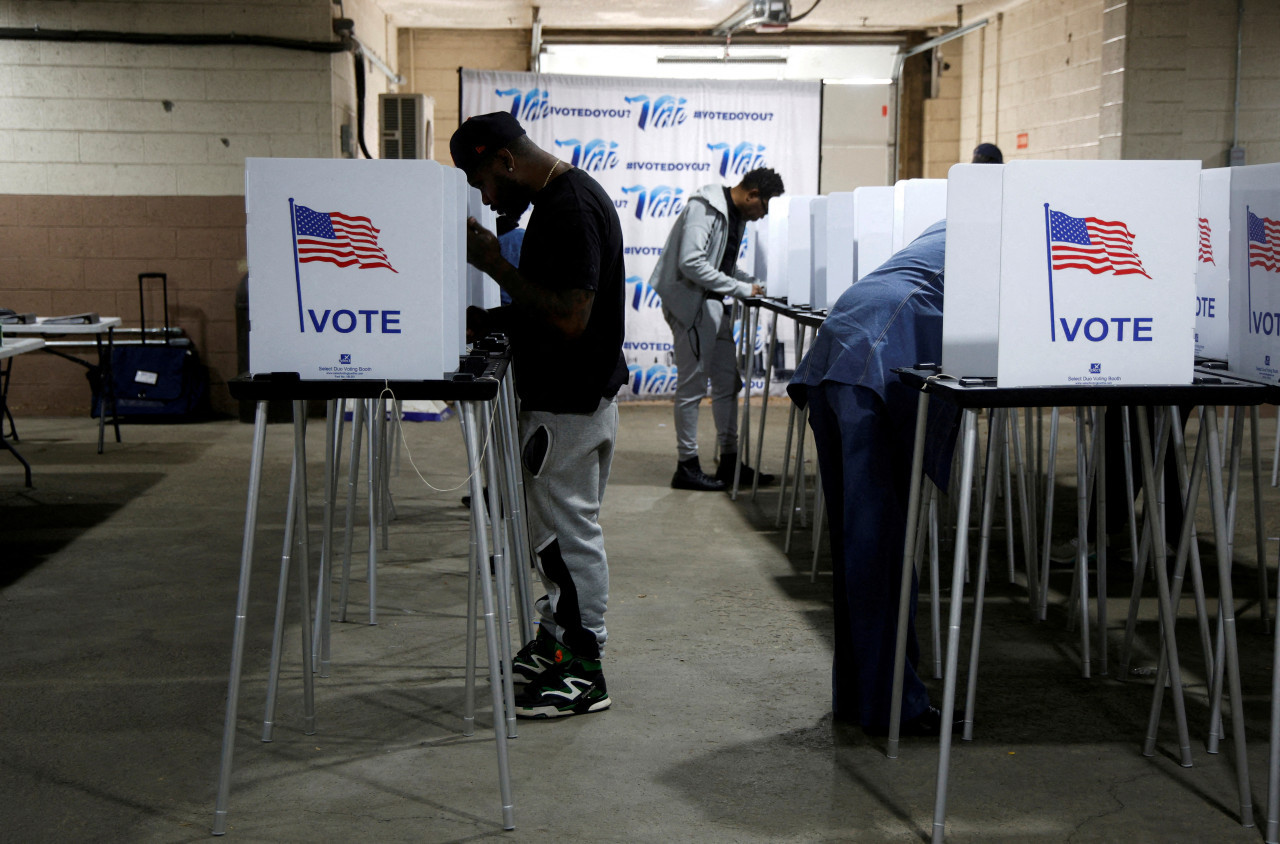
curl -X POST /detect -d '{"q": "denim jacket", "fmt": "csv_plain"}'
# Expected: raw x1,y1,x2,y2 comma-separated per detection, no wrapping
789,220,957,486
648,183,759,327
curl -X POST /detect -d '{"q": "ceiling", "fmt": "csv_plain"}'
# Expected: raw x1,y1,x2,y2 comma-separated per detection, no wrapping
375,0,1016,32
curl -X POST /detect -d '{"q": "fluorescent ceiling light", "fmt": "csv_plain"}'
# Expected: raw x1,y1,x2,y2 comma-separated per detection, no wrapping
822,77,893,85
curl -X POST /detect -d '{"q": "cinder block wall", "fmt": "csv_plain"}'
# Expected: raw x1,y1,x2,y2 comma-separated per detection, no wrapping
953,0,1279,167
956,0,1106,162
1123,0,1280,166
0,0,392,416
0,195,245,414
923,47,963,178
397,28,532,164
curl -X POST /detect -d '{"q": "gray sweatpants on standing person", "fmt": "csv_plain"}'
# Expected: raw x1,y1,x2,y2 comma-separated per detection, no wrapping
519,397,618,659
665,297,740,462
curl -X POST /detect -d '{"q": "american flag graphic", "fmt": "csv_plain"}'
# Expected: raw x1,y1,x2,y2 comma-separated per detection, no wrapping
1198,217,1215,265
1249,211,1280,273
294,204,397,272
1048,209,1150,278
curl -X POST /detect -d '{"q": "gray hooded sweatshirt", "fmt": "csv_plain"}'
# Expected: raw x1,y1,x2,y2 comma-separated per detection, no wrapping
648,183,761,327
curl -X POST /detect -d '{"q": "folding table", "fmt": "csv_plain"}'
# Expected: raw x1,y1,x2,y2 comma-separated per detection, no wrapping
213,341,524,835
4,317,123,453
0,337,46,487
889,367,1270,843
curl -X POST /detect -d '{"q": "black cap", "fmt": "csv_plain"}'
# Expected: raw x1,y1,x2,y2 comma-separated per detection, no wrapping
972,142,1003,164
450,112,527,178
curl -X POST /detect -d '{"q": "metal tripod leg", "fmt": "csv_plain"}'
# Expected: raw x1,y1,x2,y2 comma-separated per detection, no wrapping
460,401,516,830
888,391,930,759
1134,406,1193,768
930,408,981,844
338,398,364,623
497,369,535,643
212,401,269,836
1202,406,1255,827
481,401,518,739
752,310,780,501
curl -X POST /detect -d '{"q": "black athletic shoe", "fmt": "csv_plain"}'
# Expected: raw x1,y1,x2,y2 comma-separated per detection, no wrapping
514,652,611,719
671,457,727,491
715,453,775,487
510,628,559,685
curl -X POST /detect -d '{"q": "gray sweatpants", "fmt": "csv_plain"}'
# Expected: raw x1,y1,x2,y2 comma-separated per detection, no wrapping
519,396,617,660
664,298,741,462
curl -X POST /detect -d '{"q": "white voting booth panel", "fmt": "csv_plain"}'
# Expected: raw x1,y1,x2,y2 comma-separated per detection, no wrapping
823,191,856,309
1227,162,1280,383
853,185,894,280
809,197,829,309
446,167,468,360
766,195,817,306
1196,168,1231,361
941,163,1004,379
892,178,947,253
467,188,501,310
996,160,1200,388
738,220,760,279
246,158,466,381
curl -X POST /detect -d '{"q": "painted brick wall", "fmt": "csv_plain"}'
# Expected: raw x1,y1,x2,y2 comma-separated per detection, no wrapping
0,1,345,194
0,0,392,416
1,195,245,415
397,29,531,164
1124,0,1280,166
923,46,964,178
953,0,1278,166
955,0,1105,162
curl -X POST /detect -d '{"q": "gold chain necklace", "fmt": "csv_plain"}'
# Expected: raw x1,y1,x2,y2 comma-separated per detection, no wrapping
541,158,561,189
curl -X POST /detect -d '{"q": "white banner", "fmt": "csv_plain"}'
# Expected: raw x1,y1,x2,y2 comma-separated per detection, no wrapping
460,69,820,398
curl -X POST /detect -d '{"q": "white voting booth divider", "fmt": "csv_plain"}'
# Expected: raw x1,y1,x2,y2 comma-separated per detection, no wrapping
766,195,818,307
1227,162,1280,384
941,164,1004,379
467,190,502,310
853,185,895,281
822,191,857,309
994,160,1200,387
892,178,948,253
809,197,829,309
1196,168,1232,361
245,158,468,381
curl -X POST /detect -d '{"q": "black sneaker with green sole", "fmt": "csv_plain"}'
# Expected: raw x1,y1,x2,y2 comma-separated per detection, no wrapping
510,629,559,686
514,653,611,719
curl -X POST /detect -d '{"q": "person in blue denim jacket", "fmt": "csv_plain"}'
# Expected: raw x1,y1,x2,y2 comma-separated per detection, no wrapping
788,220,960,736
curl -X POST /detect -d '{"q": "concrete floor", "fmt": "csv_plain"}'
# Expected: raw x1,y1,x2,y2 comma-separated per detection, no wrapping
1,401,1277,843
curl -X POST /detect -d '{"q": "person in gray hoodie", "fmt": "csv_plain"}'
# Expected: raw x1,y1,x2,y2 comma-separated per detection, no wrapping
649,167,785,491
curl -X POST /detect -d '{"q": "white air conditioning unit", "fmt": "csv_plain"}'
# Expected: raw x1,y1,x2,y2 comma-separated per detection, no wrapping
379,93,434,160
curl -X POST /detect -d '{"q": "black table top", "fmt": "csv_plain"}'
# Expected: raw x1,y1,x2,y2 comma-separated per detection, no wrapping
229,338,510,402
894,366,1276,409
744,296,828,328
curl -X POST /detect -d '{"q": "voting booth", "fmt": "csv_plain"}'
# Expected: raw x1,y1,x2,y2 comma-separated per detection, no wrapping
245,158,467,381
892,178,947,253
1195,168,1231,361
1226,162,1280,383
766,195,818,307
467,189,502,310
995,160,1200,387
822,191,857,309
941,163,1004,379
852,185,894,280
808,197,829,310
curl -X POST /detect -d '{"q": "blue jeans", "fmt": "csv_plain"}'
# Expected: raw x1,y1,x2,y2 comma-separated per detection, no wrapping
805,381,930,729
